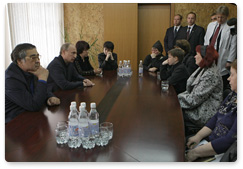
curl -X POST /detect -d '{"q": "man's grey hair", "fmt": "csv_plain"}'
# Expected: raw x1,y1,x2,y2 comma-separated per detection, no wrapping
59,43,72,55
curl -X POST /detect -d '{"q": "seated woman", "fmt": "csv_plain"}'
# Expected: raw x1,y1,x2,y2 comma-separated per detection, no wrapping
74,41,102,76
160,48,189,94
178,45,223,136
98,41,118,70
186,59,237,162
143,40,167,72
174,39,198,75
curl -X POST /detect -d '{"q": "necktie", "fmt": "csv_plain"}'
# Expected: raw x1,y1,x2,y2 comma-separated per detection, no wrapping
174,27,178,38
187,27,191,40
210,24,221,47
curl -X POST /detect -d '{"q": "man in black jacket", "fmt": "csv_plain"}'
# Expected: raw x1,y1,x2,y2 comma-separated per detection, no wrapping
177,12,205,56
47,43,94,92
5,43,60,123
160,48,189,94
164,14,183,54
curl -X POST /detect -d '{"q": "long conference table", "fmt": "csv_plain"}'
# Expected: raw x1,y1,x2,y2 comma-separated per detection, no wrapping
5,70,185,162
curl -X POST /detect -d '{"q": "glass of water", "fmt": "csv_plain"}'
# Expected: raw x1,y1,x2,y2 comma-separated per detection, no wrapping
55,121,69,144
161,80,169,92
99,127,109,146
100,122,113,140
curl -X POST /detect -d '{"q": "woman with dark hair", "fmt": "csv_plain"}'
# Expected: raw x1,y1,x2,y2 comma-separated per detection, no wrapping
178,45,223,136
186,59,237,162
74,41,102,76
174,39,198,75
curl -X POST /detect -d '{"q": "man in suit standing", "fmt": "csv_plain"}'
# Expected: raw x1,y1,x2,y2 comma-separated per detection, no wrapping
204,6,236,90
177,12,205,56
164,14,183,55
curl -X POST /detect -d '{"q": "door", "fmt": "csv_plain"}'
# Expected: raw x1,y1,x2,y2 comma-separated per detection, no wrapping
138,4,170,65
104,3,138,71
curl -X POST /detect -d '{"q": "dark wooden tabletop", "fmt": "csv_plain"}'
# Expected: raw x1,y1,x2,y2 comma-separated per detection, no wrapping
5,71,185,162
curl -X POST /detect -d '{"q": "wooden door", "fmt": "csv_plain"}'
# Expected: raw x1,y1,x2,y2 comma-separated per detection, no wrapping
138,4,170,64
104,3,138,71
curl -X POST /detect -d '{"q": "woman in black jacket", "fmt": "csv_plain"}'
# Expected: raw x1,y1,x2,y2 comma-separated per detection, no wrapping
143,40,167,72
74,41,102,76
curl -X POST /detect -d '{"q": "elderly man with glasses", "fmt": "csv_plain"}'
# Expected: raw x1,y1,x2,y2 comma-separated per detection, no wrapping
5,43,60,123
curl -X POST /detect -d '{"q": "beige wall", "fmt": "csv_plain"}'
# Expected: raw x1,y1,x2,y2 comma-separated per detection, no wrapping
174,3,237,30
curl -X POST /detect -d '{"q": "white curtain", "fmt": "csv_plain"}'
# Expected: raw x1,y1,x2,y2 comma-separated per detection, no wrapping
7,3,64,68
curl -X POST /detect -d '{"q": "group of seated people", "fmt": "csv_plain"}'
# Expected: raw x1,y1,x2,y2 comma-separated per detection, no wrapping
142,5,236,161
5,41,118,124
5,5,236,162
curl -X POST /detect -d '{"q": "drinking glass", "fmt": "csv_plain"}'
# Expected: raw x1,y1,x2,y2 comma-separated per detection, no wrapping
100,122,113,140
55,121,69,144
99,127,109,146
161,80,169,92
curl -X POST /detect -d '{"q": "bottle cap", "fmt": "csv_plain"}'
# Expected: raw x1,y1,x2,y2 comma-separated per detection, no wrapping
90,102,96,108
80,102,86,108
79,105,85,112
71,101,76,106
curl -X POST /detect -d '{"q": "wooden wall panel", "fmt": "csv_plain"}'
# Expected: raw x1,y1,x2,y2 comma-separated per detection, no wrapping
138,4,170,62
104,3,138,71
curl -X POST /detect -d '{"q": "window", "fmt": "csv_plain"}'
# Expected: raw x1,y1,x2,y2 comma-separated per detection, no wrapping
7,3,64,68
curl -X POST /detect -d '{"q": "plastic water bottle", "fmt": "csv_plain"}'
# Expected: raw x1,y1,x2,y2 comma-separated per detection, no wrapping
68,104,80,148
118,60,123,77
139,60,143,77
78,105,92,149
127,60,132,76
123,60,128,77
80,102,88,116
89,103,99,138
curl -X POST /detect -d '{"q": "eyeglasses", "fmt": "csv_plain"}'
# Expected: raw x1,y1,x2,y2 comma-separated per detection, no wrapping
26,54,41,61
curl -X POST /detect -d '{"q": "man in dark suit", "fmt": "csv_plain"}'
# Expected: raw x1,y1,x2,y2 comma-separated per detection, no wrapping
177,12,205,56
5,43,60,123
47,43,94,92
164,14,183,55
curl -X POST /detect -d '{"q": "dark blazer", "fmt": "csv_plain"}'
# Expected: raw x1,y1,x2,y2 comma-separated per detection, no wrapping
143,54,167,71
47,55,85,92
74,56,95,76
177,24,205,56
98,52,118,70
5,63,53,123
160,62,189,94
164,26,183,54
